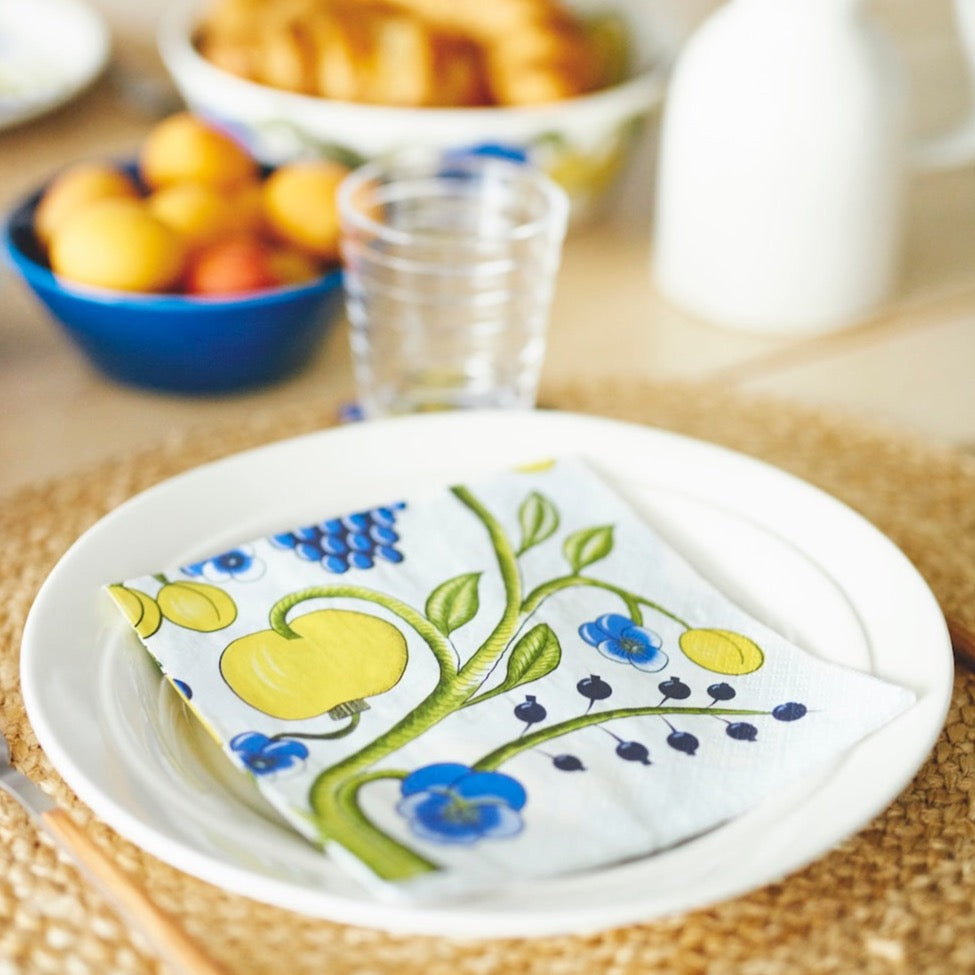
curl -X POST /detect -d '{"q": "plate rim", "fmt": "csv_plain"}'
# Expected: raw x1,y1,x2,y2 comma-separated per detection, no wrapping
0,0,110,132
19,408,954,937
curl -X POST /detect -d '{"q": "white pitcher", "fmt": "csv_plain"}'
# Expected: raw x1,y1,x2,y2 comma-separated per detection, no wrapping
651,0,975,334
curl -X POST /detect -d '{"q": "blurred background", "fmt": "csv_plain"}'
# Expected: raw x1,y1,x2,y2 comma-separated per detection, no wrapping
2,0,974,496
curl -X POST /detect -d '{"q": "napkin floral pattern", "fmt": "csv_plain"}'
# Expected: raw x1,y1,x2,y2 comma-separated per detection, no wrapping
106,457,915,899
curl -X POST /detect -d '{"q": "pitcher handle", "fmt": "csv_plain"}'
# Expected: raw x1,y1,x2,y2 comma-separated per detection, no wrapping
914,0,975,169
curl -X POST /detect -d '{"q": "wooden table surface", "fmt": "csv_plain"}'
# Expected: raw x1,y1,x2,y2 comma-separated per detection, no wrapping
2,0,974,500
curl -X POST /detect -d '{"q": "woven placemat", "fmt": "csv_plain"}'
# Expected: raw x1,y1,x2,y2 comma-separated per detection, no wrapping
2,379,974,975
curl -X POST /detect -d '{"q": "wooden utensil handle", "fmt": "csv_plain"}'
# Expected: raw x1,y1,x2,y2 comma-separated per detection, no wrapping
41,807,230,975
950,617,975,671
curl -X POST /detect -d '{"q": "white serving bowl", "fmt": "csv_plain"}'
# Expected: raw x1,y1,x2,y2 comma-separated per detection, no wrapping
158,0,670,222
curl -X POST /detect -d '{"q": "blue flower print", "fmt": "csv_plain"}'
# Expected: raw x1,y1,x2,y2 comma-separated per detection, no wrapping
579,613,668,672
396,763,527,845
182,546,265,583
230,732,308,776
451,142,529,164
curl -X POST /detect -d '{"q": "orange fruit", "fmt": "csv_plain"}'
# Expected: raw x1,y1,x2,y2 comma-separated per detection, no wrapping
267,245,322,286
184,234,277,296
147,181,244,250
139,111,257,191
261,160,348,260
228,179,265,236
34,162,140,248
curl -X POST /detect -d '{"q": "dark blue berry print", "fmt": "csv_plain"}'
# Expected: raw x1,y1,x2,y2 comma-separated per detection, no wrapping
615,740,651,765
514,695,547,726
667,730,699,755
552,754,585,772
726,722,758,741
772,702,808,722
658,676,692,702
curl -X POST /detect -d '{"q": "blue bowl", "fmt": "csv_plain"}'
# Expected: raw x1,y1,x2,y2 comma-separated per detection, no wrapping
2,175,343,395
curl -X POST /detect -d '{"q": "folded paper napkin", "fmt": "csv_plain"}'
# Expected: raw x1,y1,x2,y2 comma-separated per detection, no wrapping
107,457,914,900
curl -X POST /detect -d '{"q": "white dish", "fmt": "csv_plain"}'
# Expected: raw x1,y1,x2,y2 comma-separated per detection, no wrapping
20,410,952,938
158,0,669,223
0,0,110,132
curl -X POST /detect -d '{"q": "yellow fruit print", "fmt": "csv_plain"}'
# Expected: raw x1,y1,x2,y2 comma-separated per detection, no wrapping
220,608,408,720
157,580,237,632
515,459,556,473
107,584,162,639
678,628,765,676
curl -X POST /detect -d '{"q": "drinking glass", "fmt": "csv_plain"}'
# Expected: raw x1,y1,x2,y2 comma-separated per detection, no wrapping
338,150,569,417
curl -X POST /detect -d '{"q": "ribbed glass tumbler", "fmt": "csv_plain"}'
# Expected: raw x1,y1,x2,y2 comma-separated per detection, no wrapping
338,151,569,418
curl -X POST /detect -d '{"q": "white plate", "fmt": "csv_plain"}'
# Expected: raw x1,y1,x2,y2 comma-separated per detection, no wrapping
0,0,110,131
20,410,952,938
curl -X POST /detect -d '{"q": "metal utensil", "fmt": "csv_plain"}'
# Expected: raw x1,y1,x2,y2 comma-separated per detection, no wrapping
0,728,229,975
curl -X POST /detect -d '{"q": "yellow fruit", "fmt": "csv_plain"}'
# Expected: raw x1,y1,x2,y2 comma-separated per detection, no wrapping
157,580,238,632
261,160,348,260
147,181,244,250
107,584,162,639
34,162,139,247
139,111,257,191
267,245,322,286
49,198,186,293
678,628,765,676
220,608,408,720
515,459,556,473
